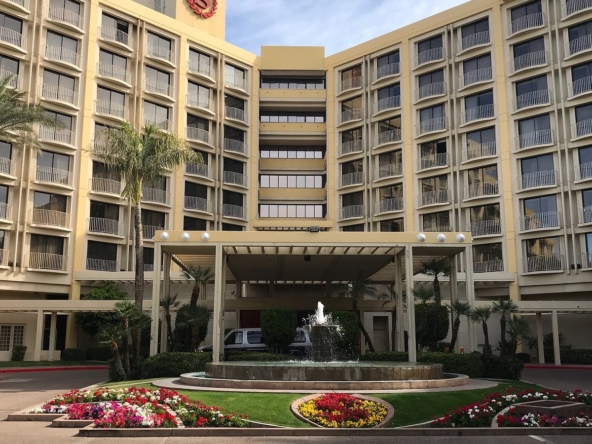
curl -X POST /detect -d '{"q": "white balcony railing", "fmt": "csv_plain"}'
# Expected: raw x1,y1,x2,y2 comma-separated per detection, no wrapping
95,100,128,120
463,141,498,162
469,219,502,237
423,225,452,233
184,196,212,213
338,76,363,93
30,209,69,228
522,211,561,231
143,224,164,240
339,171,364,188
566,34,592,57
99,26,132,47
338,108,363,125
374,63,400,81
186,127,213,145
415,47,444,67
145,78,171,97
187,94,210,110
185,162,212,179
225,76,247,91
458,31,490,53
510,51,548,74
88,217,123,236
579,206,592,224
417,117,447,135
525,255,563,273
376,163,403,179
224,171,247,187
377,197,403,214
40,84,78,106
142,187,169,205
340,205,364,220
35,166,72,187
0,156,15,176
48,5,83,28
44,45,81,67
376,129,402,146
509,12,545,35
575,162,592,182
415,82,446,101
515,129,554,150
90,177,122,195
0,202,12,220
4,0,29,10
517,170,557,190
569,76,592,98
473,259,504,273
419,189,451,207
339,140,364,156
513,89,550,111
223,204,246,219
459,67,493,89
0,69,21,89
572,118,592,139
97,63,131,84
374,96,400,113
0,26,25,49
86,258,118,272
27,252,65,271
562,0,592,18
582,252,592,269
0,248,8,266
225,106,247,123
462,104,495,124
419,152,449,170
144,117,171,131
188,59,212,78
465,181,499,199
224,138,247,156
146,43,174,63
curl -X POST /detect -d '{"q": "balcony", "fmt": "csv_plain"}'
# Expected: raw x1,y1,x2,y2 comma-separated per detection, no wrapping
419,153,449,171
463,141,498,162
0,203,12,221
97,63,131,85
416,117,447,136
225,77,248,92
39,126,75,147
423,225,452,232
522,211,561,231
0,156,16,177
225,106,248,123
90,177,122,196
186,127,213,145
224,138,248,156
338,76,362,94
187,94,211,111
376,197,404,214
515,129,554,151
48,4,83,29
459,67,493,90
458,31,490,53
465,181,499,200
145,78,172,97
525,255,563,273
414,47,444,68
415,82,446,102
40,84,78,107
375,163,403,180
569,76,592,98
418,189,451,207
144,117,171,132
374,96,401,114
578,206,592,224
374,63,400,81
185,162,213,179
340,205,364,220
30,209,69,229
88,217,123,236
0,26,25,50
223,171,248,188
473,259,504,273
95,100,128,121
143,224,164,240
562,0,592,18
582,252,592,269
44,45,81,68
338,108,363,125
575,162,592,182
461,104,495,125
99,26,132,48
35,166,72,187
517,170,557,191
571,118,592,139
188,59,213,79
86,258,118,272
142,187,169,205
2,0,29,12
0,248,8,266
26,252,65,271
184,196,212,214
469,219,502,237
513,90,550,112
510,51,548,75
376,129,401,147
508,12,545,36
0,69,21,89
339,171,364,188
566,35,592,58
338,140,364,157
146,44,174,64
223,204,246,220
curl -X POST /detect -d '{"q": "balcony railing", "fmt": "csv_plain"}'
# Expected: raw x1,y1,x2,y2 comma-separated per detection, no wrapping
376,129,402,146
27,252,65,271
4,0,29,10
0,156,15,176
338,76,362,93
35,166,72,187
97,63,131,84
339,171,364,188
522,211,561,231
375,163,403,179
469,219,502,237
225,106,247,123
44,45,81,67
566,34,592,57
88,217,123,236
579,206,592,224
99,26,132,47
575,162,592,182
572,118,592,139
184,196,212,213
143,224,164,240
187,94,210,110
513,89,550,111
40,84,78,106
0,248,8,266
459,67,493,89
224,138,247,156
144,117,171,131
30,209,69,228
223,204,246,219
374,63,400,81
224,171,248,187
39,126,75,146
458,31,490,53
146,43,174,63
340,205,364,220
142,186,169,205
423,225,452,232
525,255,563,273
95,100,128,120
415,47,444,67
510,51,548,74
48,5,83,28
225,76,248,91
0,26,25,49
188,59,212,78
465,181,499,199
415,82,446,101
419,152,449,170
509,12,545,35
463,141,497,162
569,76,592,98
185,162,212,179
377,197,403,214
517,170,557,191
0,203,12,220
419,189,451,207
145,78,171,97
582,252,592,269
515,129,554,150
86,258,118,272
339,140,364,156
417,117,447,135
186,127,213,145
374,96,400,113
90,177,122,195
462,104,494,124
0,69,20,89
338,108,363,125
473,259,504,273
562,0,592,18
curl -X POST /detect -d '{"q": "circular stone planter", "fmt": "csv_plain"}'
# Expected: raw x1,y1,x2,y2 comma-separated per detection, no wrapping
290,393,394,428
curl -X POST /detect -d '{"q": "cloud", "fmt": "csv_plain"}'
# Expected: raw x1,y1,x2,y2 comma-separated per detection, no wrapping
226,0,469,56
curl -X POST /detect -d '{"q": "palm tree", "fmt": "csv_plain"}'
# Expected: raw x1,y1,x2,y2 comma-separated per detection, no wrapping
449,301,471,351
114,300,136,376
160,294,180,352
506,316,531,356
412,285,435,305
419,258,450,306
177,305,211,351
493,300,519,356
471,306,493,355
341,273,378,353
0,75,63,147
90,122,199,367
182,265,214,307
97,324,127,381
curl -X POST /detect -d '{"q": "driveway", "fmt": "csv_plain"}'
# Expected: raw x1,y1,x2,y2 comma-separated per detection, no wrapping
522,367,592,392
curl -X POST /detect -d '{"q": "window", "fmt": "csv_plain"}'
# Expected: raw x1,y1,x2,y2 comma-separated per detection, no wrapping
90,200,119,221
224,125,244,142
518,114,552,149
259,146,324,159
101,13,130,45
92,161,119,181
246,331,262,344
418,69,444,87
223,190,243,207
378,184,403,200
225,64,245,89
423,211,450,231
87,240,117,269
259,204,325,218
36,150,70,184
470,203,500,222
417,69,444,99
143,247,154,271
0,325,24,352
583,189,592,223
260,78,325,89
224,331,243,345
187,114,209,131
571,61,592,96
146,66,171,95
341,127,363,144
510,0,543,33
380,218,404,232
473,243,503,272
420,175,449,205
377,83,400,103
33,191,67,213
419,104,445,128
342,224,364,232
183,216,206,231
464,90,494,122
0,141,12,175
461,53,492,87
575,104,592,124
341,159,363,176
461,18,489,43
98,49,127,80
260,112,324,123
260,175,324,189
0,12,23,46
46,30,78,64
342,191,363,207
189,49,211,74
49,0,81,25
376,51,400,78
515,75,548,110
224,157,244,176
143,101,169,129
568,20,592,46
586,233,592,263
525,237,561,271
512,37,545,71
147,32,172,60
578,146,592,180
97,86,125,117
420,139,447,170
378,150,402,167
467,165,498,190
0,185,8,218
340,65,362,89
523,195,558,229
417,35,443,54
466,127,496,160
521,154,555,189
188,82,210,107
185,181,208,198
222,223,244,231
341,96,363,113
0,54,19,87
30,234,64,255
44,109,73,132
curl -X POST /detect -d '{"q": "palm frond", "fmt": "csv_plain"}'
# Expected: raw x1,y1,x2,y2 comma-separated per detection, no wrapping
471,306,493,322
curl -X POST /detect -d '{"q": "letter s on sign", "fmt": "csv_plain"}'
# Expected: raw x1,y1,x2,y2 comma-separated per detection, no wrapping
195,0,211,8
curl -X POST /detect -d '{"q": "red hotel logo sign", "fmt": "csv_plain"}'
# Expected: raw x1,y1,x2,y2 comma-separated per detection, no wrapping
187,0,217,18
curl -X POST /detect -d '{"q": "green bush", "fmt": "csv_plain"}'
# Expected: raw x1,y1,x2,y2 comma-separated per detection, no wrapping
61,348,87,361
261,309,297,354
482,355,524,380
225,352,289,362
436,342,451,352
75,284,128,336
86,346,112,361
515,352,531,364
331,310,359,355
415,304,450,351
174,304,210,352
418,352,485,378
11,345,26,361
141,352,212,378
359,351,409,362
558,349,592,365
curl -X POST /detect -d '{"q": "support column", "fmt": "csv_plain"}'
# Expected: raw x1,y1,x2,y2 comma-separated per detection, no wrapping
405,245,417,363
536,312,545,364
464,246,477,352
551,310,561,366
394,253,405,352
212,244,224,363
149,242,162,356
449,256,459,353
160,253,172,353
48,312,57,361
34,309,43,362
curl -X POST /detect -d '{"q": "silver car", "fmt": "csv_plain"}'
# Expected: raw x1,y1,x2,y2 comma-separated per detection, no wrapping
201,327,312,356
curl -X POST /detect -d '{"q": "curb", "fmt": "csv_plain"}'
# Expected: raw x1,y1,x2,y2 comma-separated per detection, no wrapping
0,366,108,374
524,364,592,371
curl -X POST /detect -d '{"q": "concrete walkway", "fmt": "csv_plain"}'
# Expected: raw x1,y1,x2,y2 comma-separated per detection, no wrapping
522,366,592,392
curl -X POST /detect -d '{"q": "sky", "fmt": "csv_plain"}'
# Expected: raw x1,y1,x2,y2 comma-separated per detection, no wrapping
225,0,469,56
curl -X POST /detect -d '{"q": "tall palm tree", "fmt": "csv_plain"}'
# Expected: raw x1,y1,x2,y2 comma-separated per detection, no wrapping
419,258,450,306
97,324,127,381
471,306,493,355
493,300,519,356
182,265,214,307
449,301,471,351
90,122,199,367
114,300,136,376
177,305,211,352
160,294,180,352
342,273,378,353
412,285,435,305
506,315,531,356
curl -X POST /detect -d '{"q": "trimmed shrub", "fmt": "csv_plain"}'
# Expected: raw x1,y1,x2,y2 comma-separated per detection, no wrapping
515,352,531,364
174,304,210,352
225,352,289,362
436,342,451,353
418,352,485,378
415,304,450,351
482,355,524,380
331,310,359,355
559,349,592,365
261,309,297,354
61,348,87,361
359,351,409,362
141,352,212,378
86,346,112,361
11,345,26,361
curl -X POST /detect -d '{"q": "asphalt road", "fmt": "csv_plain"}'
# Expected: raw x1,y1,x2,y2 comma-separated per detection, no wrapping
521,367,592,392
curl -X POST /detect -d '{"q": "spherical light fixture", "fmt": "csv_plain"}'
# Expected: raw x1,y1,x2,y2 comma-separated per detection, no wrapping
417,233,426,242
201,232,211,242
437,233,446,243
181,232,190,242
159,231,169,241
456,233,466,243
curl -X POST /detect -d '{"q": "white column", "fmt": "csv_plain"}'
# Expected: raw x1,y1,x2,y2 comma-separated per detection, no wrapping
464,246,477,352
536,313,544,364
48,312,57,361
405,245,417,363
149,242,162,356
394,253,405,352
212,244,224,363
449,256,459,353
34,309,43,361
551,310,561,366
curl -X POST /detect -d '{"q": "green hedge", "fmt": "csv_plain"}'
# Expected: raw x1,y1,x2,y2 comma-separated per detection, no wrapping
545,348,592,365
359,351,409,362
86,346,112,361
140,352,212,378
61,348,87,361
11,345,26,361
225,352,290,362
418,352,485,378
482,355,524,380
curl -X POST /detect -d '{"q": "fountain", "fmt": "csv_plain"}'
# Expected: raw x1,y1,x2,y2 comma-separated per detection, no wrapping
307,302,339,362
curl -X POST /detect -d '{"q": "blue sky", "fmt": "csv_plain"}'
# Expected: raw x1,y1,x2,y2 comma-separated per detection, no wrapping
226,0,468,56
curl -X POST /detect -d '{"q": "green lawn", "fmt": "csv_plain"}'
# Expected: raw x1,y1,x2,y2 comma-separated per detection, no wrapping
0,360,108,368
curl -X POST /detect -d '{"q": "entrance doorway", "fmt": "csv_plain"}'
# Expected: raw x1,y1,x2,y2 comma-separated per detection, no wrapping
372,316,389,352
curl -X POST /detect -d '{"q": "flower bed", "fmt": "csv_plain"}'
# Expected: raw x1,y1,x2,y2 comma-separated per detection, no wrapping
496,406,592,428
432,388,592,428
297,393,388,428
